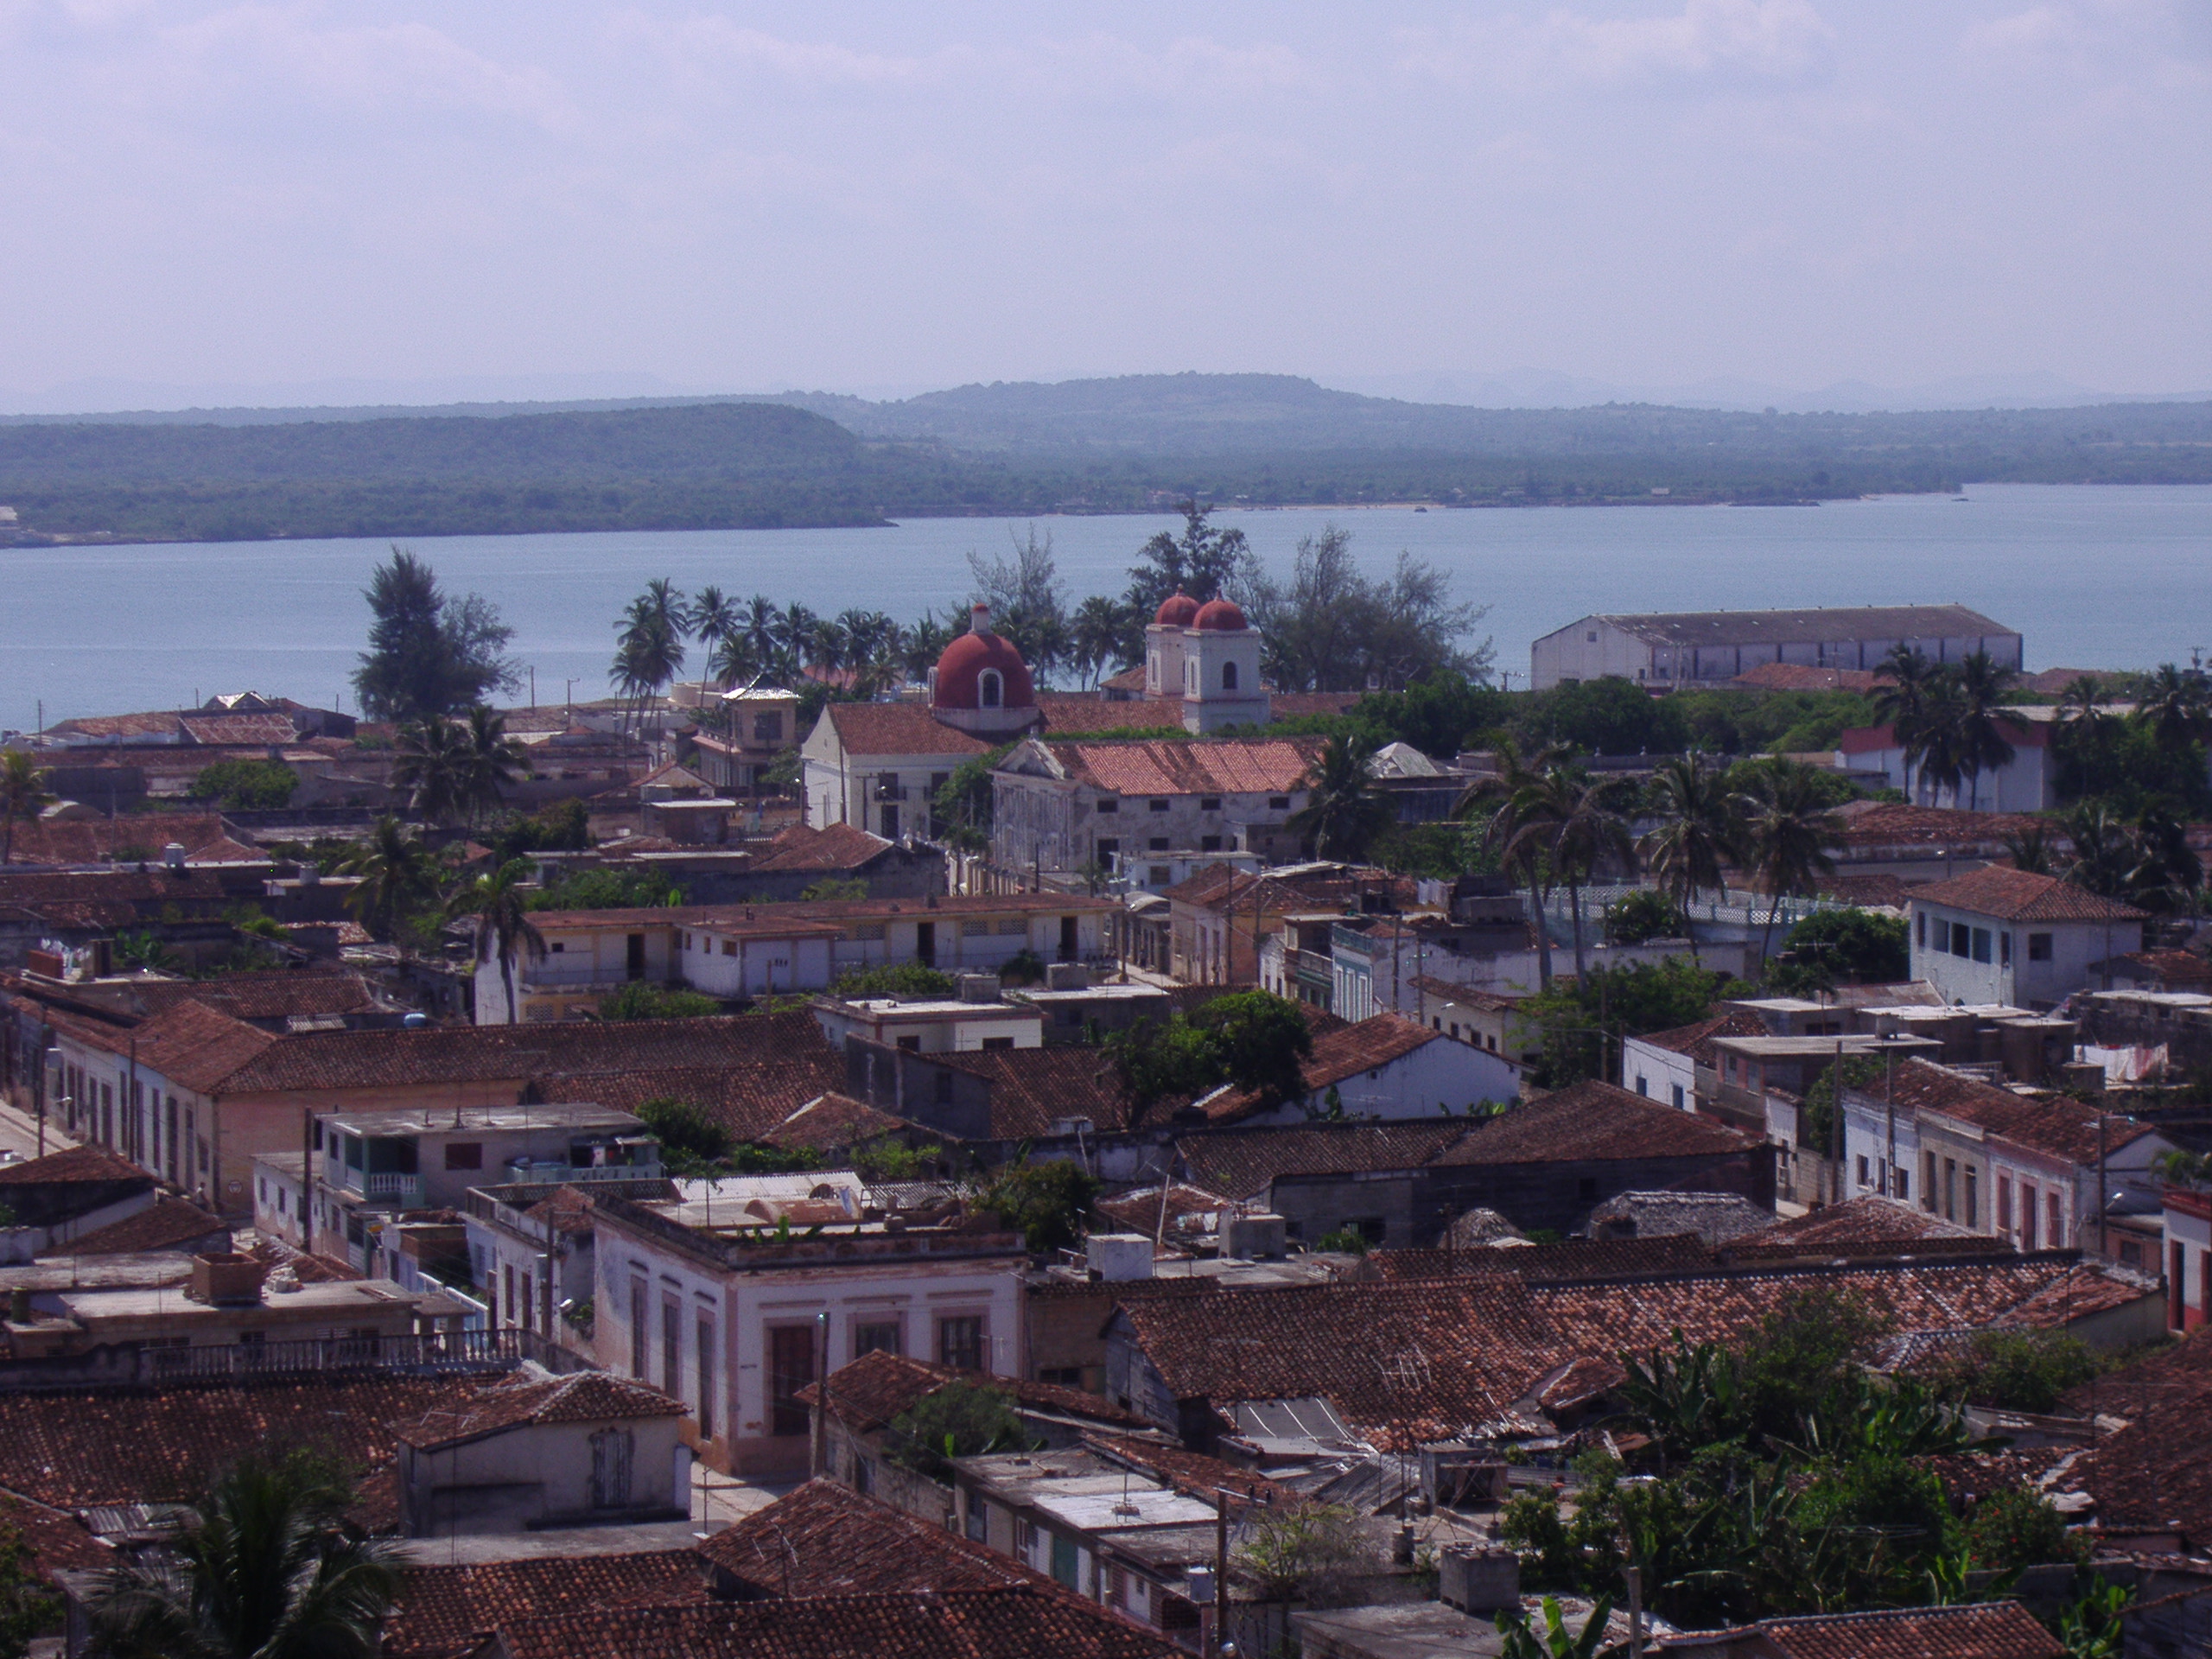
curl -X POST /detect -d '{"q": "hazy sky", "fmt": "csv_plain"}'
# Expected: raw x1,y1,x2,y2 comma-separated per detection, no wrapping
1,0,2205,407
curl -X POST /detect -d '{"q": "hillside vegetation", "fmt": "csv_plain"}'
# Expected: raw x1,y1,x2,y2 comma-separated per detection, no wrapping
1,374,2206,543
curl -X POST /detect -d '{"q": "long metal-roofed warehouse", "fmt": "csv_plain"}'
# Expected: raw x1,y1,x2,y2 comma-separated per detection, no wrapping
1529,604,2021,691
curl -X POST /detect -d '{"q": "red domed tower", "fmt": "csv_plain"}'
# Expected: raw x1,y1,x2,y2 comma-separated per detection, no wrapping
931,604,1037,736
1145,592,1198,699
1182,595,1268,733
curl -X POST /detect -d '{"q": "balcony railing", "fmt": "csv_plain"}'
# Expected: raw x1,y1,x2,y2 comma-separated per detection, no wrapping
140,1327,594,1384
362,1173,426,1207
519,962,625,989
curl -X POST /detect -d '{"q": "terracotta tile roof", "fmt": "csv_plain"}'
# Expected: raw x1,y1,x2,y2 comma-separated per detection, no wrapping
1177,1122,1469,1200
1101,667,1147,694
1724,1195,1992,1260
760,1092,910,1153
1118,1257,2132,1449
1200,1013,1446,1124
1164,862,1415,918
1631,1011,1769,1060
1082,1432,1294,1506
48,711,188,740
2047,1331,2212,1543
802,1349,1143,1434
387,1371,684,1452
112,969,385,1024
0,1491,111,1578
1850,1059,2156,1165
1816,872,1919,908
0,1376,472,1512
936,1045,1141,1137
1826,803,2050,853
1408,977,1526,1013
1430,1080,1764,1165
1031,695,1187,736
518,1185,599,1238
1668,1600,2063,1657
0,811,238,871
1357,1234,1717,1283
60,1194,232,1255
130,1000,283,1094
1268,692,1367,719
385,1553,708,1659
177,714,301,746
823,702,994,759
1728,662,1891,694
696,1479,1040,1597
2097,949,2212,988
1040,736,1326,798
483,1588,1179,1659
1910,864,2146,924
749,821,897,873
0,1142,149,1187
1095,1184,1231,1236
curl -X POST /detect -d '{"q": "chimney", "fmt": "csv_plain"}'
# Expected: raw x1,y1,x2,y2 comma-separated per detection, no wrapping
970,602,991,635
1439,1545,1520,1614
163,842,187,874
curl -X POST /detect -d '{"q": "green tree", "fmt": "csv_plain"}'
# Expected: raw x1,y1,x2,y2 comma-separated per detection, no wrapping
0,750,56,865
969,524,1070,684
1069,594,1138,687
1123,500,1255,635
832,963,957,998
1548,769,1639,979
1949,650,2020,813
1351,669,1511,757
1637,757,1738,955
0,1519,58,1659
352,547,517,723
487,798,590,866
1521,957,1742,1087
1495,1595,1617,1659
1513,676,1687,756
1234,1503,1384,1606
1287,734,1392,861
1923,1329,2101,1414
599,982,721,1020
340,817,442,943
972,1160,1099,1253
1738,760,1840,957
932,745,1013,853
1243,524,1491,692
612,580,690,731
1192,991,1315,1109
529,868,686,911
391,716,471,825
1106,1014,1228,1110
188,759,299,810
455,706,531,828
799,875,868,902
1767,907,1909,995
447,859,545,1026
84,1449,402,1659
881,1382,1036,1479
1872,645,1941,804
632,1097,731,1173
1605,889,1687,946
1458,739,1571,988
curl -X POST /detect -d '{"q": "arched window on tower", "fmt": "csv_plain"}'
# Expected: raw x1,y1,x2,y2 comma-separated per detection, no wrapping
979,669,1002,709
1222,660,1239,691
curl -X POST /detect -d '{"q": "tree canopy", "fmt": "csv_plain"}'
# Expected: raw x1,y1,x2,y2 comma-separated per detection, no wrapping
351,548,518,723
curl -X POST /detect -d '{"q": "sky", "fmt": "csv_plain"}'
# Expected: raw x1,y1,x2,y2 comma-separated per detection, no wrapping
0,0,2205,411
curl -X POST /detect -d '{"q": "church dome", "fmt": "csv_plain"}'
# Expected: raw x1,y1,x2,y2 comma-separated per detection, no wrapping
933,605,1034,712
1193,597,1249,631
1154,592,1200,627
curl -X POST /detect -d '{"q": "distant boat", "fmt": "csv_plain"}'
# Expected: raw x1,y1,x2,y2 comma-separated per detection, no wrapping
1952,494,1969,501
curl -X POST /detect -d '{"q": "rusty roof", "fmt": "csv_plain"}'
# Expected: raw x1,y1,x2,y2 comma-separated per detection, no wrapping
1039,736,1325,798
822,702,995,758
387,1371,684,1452
61,1194,231,1255
1429,1080,1763,1165
1177,1122,1467,1201
385,1553,709,1659
749,822,898,874
1675,1600,2064,1658
695,1478,1043,1598
0,1142,149,1187
1910,864,2147,924
1849,1059,2156,1165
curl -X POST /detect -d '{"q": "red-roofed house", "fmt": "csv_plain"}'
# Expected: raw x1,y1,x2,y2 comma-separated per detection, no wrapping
1199,1012,1522,1127
1907,866,2147,1007
1656,1599,2063,1658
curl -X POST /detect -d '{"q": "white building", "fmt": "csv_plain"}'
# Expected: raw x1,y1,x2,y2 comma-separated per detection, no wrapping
590,1187,1028,1478
1835,717,2055,812
1907,867,2148,1010
2164,1188,2212,1333
1530,605,2020,692
1202,1012,1523,1125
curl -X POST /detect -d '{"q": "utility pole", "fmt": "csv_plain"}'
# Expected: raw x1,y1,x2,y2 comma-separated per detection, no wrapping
1212,1485,1234,1657
810,1311,830,1478
1830,1034,1844,1207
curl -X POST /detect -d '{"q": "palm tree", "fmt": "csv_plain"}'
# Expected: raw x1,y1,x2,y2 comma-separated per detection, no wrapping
2133,663,2212,749
86,1449,402,1659
1456,740,1570,988
1913,674,1970,809
687,587,742,690
1287,736,1392,862
903,611,954,682
2063,802,2136,899
1739,760,1840,959
1637,756,1737,960
391,717,471,825
340,817,441,942
1872,645,1939,802
741,594,779,666
1548,770,1638,979
613,584,688,730
456,705,531,829
704,631,760,697
448,858,546,1025
775,603,822,671
1071,595,1132,689
2002,823,2063,875
1950,649,2019,812
0,748,55,865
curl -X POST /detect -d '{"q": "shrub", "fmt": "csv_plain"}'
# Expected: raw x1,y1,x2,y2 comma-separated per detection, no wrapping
1925,1329,2101,1414
600,982,721,1020
971,1160,1099,1253
882,1382,1034,1479
799,876,868,902
1235,1503,1383,1605
832,963,957,999
1605,888,1688,944
531,868,686,911
188,758,298,810
634,1097,730,1167
1963,1482,2083,1573
997,949,1046,987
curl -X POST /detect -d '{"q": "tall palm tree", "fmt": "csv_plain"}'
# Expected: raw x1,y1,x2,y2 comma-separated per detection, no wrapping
1950,649,2019,812
456,705,531,830
1071,595,1133,689
704,630,760,698
0,748,55,865
1872,645,1938,802
1456,740,1570,988
2002,823,2063,876
775,603,822,671
448,858,547,1025
1548,770,1638,980
903,611,954,681
86,1450,402,1659
2063,802,2136,899
1739,760,1840,958
340,817,441,942
1287,736,1393,862
2134,663,2212,749
613,585,688,731
687,586,741,690
1912,674,1970,809
1637,756,1737,961
391,717,471,826
741,594,780,668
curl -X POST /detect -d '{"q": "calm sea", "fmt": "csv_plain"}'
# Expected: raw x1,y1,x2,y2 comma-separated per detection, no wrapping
3,482,2208,734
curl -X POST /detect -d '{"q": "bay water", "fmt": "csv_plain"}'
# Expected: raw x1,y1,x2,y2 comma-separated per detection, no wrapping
2,482,2207,734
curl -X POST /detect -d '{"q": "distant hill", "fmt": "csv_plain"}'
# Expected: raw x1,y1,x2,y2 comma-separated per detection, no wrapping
0,375,2207,544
